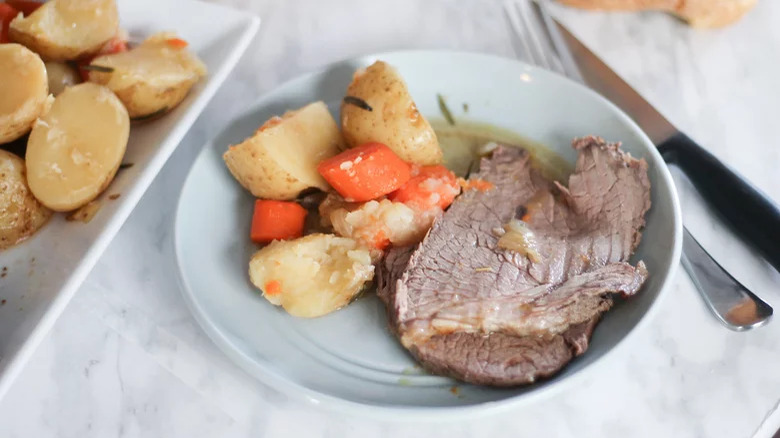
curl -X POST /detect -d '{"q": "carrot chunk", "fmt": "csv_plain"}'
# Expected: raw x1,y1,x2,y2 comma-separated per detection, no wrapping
389,165,459,210
317,142,411,202
264,280,282,296
0,3,19,44
6,1,42,16
165,38,188,49
250,200,307,243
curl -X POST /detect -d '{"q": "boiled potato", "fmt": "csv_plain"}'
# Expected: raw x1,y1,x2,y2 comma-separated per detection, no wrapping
0,44,50,144
9,0,119,61
87,32,207,118
248,234,374,318
44,61,80,96
0,150,52,250
224,101,342,200
26,83,129,211
341,61,443,165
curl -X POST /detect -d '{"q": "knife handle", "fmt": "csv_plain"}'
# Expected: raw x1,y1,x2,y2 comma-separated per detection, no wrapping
658,133,780,273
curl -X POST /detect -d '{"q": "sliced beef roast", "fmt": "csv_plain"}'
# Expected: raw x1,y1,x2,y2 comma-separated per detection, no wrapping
376,136,651,386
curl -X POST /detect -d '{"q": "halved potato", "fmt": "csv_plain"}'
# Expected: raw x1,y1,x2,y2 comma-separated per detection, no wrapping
44,61,80,96
0,150,52,250
9,0,119,61
341,61,443,165
0,43,50,144
248,233,375,318
26,83,129,211
223,101,343,200
87,32,207,118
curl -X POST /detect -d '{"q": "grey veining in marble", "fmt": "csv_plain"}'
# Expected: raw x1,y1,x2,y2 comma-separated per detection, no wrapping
0,0,779,437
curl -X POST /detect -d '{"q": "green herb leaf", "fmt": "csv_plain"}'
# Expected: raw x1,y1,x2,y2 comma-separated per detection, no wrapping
343,96,373,111
79,64,114,73
437,94,455,126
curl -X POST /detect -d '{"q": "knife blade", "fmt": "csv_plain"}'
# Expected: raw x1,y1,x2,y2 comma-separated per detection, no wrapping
544,15,780,273
550,22,677,145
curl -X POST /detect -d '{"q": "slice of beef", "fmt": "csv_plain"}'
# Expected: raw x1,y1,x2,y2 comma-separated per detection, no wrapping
412,316,603,386
376,136,651,386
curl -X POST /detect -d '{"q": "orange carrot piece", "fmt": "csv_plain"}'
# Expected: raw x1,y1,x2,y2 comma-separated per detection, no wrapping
6,1,42,16
389,165,459,210
250,200,307,243
101,36,128,55
166,38,188,49
264,280,282,296
0,3,19,44
372,229,390,250
457,178,494,192
77,65,90,83
317,142,411,202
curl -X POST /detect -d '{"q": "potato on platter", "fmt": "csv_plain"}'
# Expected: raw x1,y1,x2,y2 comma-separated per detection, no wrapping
44,61,80,96
0,150,51,250
0,43,50,144
9,0,119,61
26,83,129,212
87,32,207,118
224,101,342,200
341,61,443,165
248,233,374,318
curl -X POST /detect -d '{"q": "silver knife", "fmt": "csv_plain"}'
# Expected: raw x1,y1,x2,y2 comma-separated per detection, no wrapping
542,8,780,274
506,0,774,329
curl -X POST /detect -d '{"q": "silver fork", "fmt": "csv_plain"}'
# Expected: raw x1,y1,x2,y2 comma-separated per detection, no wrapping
503,0,773,331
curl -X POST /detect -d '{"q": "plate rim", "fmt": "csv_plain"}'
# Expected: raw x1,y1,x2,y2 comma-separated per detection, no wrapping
174,49,683,420
0,3,260,401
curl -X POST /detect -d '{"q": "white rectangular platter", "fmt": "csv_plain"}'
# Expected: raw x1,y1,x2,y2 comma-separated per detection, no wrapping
0,0,260,399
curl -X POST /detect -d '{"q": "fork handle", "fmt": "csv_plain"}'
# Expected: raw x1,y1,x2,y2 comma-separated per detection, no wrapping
658,133,780,272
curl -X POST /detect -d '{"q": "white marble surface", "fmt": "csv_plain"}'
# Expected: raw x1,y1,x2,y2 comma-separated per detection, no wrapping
1,0,779,436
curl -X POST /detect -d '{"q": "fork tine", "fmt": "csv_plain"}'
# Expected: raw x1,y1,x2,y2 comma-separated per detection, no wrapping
515,0,554,71
505,0,573,76
503,1,539,66
531,0,582,79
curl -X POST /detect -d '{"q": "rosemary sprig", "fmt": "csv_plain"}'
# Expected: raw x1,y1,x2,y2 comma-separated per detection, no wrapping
79,64,114,73
343,96,373,111
437,94,455,125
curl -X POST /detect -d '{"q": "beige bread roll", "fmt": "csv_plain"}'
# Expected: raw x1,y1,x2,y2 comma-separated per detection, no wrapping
677,0,757,27
557,0,757,28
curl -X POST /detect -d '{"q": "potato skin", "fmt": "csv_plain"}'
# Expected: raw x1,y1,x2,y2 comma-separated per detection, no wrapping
8,0,119,61
88,32,207,118
0,44,50,144
248,233,374,318
223,102,342,200
113,81,195,119
341,61,443,165
0,150,51,250
224,144,306,200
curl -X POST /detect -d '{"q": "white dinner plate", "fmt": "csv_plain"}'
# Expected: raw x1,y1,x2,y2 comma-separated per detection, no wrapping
0,0,259,400
175,51,682,418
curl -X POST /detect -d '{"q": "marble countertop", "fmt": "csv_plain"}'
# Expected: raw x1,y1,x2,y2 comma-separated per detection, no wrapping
1,0,779,436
